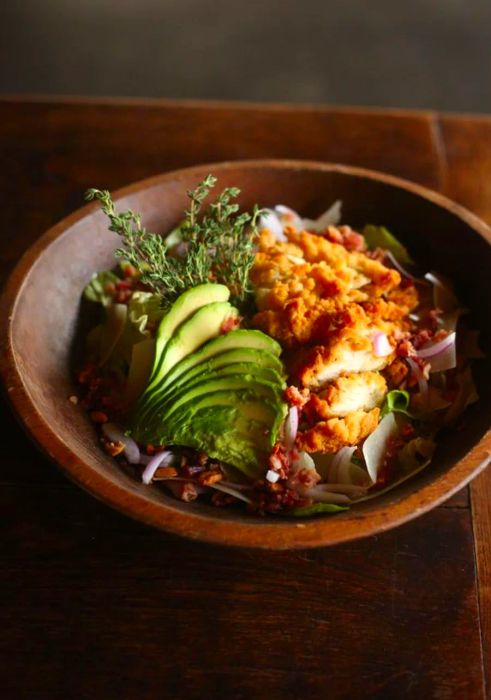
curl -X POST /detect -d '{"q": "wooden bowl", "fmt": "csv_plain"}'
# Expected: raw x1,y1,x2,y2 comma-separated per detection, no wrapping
1,160,490,549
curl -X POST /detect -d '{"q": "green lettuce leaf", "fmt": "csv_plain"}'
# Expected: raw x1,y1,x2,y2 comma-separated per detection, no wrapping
362,225,414,265
381,389,412,418
87,292,163,374
290,503,349,517
84,270,119,306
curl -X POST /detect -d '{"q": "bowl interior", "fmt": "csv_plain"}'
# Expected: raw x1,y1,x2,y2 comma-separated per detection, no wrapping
5,161,491,547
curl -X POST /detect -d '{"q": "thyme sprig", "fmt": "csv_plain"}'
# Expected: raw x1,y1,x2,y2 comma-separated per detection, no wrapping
85,175,262,310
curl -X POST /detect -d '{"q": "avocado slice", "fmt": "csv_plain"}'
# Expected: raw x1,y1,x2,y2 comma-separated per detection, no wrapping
145,359,285,416
136,301,239,417
162,347,285,398
169,410,268,476
146,283,230,391
155,329,282,395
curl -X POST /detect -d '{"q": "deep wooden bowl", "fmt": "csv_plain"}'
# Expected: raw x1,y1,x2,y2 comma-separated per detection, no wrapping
1,160,490,549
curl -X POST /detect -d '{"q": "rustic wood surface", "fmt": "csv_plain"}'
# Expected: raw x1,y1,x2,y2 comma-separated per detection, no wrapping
0,96,489,699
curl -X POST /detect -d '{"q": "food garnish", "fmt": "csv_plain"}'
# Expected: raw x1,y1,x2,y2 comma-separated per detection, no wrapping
76,177,482,517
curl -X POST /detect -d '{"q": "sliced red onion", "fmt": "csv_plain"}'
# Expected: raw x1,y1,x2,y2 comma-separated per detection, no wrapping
209,482,252,504
102,422,141,464
373,331,393,357
416,332,456,373
141,450,173,485
284,406,299,448
266,469,280,483
362,412,399,484
258,209,287,241
406,357,428,400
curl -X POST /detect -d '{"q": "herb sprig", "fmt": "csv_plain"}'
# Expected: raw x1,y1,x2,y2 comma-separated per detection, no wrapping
85,175,262,310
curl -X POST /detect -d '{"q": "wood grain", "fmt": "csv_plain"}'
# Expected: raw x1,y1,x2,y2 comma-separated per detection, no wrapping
0,484,484,700
438,113,491,697
0,97,488,698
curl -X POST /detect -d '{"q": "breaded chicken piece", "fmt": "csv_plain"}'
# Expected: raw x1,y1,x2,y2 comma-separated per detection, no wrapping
296,408,380,453
312,372,387,417
292,304,396,388
251,229,405,348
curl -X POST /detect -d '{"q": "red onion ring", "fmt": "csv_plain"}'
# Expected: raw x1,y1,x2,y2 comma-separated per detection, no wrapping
416,332,456,359
141,450,173,484
406,357,428,400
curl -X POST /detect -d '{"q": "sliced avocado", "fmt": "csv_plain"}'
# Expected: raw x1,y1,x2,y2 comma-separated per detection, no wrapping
168,408,268,476
147,361,285,416
146,283,230,391
136,300,239,418
161,347,285,398
155,301,239,382
161,374,283,423
155,329,282,394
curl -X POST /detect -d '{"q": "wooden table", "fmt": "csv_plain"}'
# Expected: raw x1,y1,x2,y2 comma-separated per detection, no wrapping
1,96,490,700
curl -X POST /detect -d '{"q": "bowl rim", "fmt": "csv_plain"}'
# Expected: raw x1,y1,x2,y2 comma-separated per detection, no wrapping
1,158,491,549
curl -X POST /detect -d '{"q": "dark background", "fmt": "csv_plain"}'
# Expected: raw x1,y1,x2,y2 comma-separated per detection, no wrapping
2,0,490,111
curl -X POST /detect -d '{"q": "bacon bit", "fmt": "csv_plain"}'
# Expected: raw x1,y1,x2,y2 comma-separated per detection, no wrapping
90,410,109,424
103,439,125,457
198,470,223,486
285,385,310,409
153,466,178,480
104,282,116,296
146,444,157,455
123,264,138,278
220,315,241,334
402,423,416,438
411,329,434,349
267,444,291,479
396,338,416,358
197,452,209,466
116,280,132,290
181,483,199,502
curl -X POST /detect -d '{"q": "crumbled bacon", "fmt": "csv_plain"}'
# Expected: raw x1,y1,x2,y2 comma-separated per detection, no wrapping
220,315,241,334
285,385,310,409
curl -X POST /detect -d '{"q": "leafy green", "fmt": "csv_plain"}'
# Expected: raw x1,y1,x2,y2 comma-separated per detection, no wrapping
84,270,119,306
362,225,414,265
381,390,412,418
85,176,263,311
290,503,349,517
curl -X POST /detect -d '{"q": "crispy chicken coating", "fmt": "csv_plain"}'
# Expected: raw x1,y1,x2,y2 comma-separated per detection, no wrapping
313,372,387,418
253,225,418,454
296,408,381,454
251,229,403,348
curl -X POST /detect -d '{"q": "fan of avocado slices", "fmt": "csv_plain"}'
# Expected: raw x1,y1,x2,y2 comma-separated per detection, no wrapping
129,283,287,477
84,178,287,479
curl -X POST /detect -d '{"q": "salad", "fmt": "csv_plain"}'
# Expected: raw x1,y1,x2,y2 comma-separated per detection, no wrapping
76,176,482,517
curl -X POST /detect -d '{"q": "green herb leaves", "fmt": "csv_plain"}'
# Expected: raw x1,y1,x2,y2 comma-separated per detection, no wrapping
85,176,262,311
